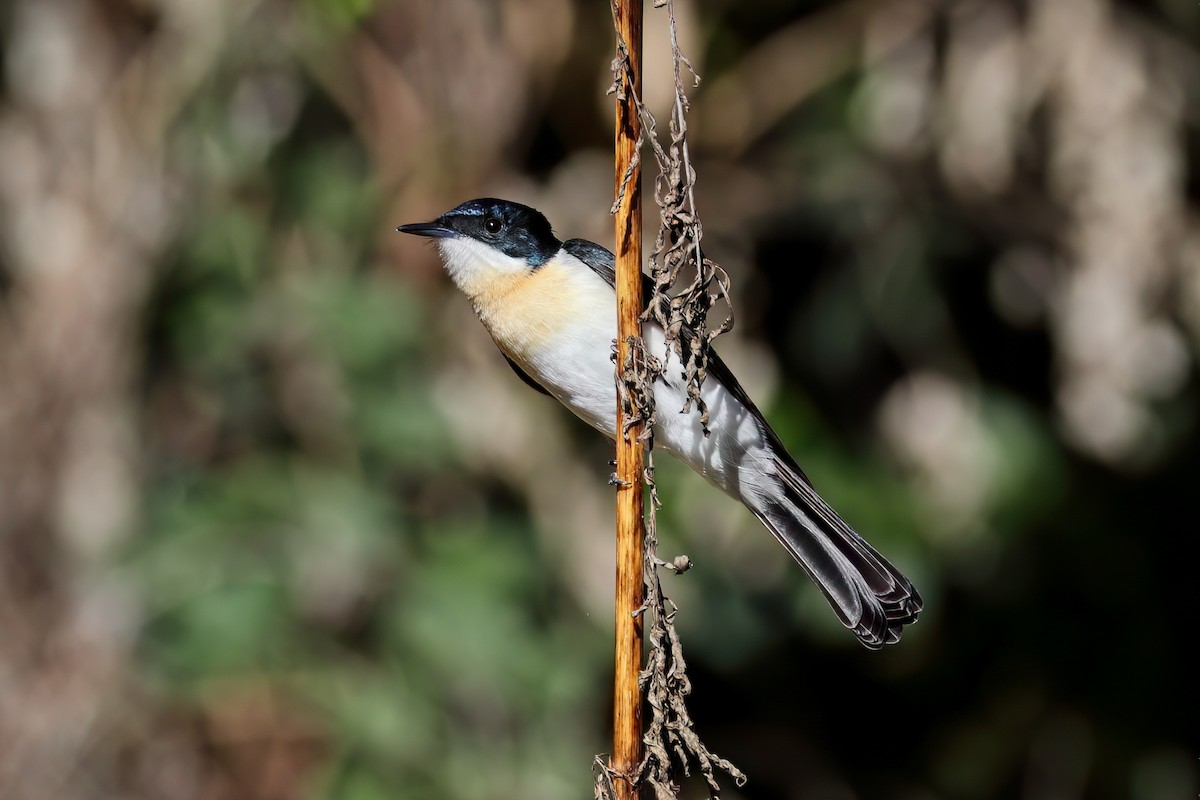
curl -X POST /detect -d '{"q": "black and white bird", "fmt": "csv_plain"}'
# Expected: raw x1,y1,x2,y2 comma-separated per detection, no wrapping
398,198,921,648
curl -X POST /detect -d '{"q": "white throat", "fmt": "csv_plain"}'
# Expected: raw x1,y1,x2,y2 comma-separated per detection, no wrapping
436,236,534,300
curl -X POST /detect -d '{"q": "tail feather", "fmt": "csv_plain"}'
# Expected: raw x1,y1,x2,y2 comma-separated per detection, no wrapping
754,453,922,649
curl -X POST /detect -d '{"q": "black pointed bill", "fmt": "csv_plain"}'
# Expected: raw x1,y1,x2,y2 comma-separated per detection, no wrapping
396,221,457,239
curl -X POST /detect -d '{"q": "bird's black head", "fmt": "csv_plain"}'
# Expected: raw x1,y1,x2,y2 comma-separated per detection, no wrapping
397,198,561,267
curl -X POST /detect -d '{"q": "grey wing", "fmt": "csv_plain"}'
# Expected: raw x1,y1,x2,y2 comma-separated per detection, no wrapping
563,238,659,308
503,354,552,396
562,238,789,476
562,238,618,286
566,241,919,645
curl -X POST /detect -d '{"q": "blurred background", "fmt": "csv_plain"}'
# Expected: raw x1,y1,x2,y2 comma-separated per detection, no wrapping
0,0,1197,798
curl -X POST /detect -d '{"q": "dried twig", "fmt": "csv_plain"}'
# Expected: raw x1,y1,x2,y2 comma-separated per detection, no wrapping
609,3,647,800
599,1,744,798
637,453,747,798
640,3,734,435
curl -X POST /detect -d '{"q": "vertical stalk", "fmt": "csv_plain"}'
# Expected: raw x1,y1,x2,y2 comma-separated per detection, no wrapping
611,1,644,798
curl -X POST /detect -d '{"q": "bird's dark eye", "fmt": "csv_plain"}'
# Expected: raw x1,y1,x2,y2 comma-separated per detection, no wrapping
484,217,503,235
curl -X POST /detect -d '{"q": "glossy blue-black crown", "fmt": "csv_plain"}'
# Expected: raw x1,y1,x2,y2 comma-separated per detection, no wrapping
405,198,562,267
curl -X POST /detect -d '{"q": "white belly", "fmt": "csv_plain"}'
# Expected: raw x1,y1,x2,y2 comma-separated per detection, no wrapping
495,266,773,507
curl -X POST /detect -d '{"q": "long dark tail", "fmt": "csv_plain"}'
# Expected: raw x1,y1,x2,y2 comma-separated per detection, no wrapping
752,450,922,649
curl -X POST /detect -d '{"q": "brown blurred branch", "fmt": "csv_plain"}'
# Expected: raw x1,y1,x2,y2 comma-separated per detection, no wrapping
696,0,934,155
0,1,228,797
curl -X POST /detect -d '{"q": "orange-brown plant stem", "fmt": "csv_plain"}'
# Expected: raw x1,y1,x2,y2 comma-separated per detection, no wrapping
611,0,644,798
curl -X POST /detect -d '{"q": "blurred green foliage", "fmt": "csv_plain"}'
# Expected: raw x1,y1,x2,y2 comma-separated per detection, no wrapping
1,1,1197,799
132,1,1195,794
